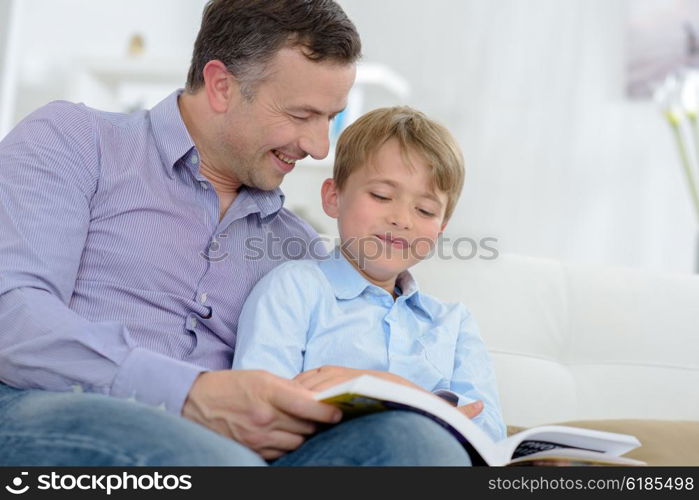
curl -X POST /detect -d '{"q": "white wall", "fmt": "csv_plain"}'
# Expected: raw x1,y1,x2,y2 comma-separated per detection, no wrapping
337,0,697,274
7,0,204,121
0,0,18,136
0,0,9,69
1,0,695,274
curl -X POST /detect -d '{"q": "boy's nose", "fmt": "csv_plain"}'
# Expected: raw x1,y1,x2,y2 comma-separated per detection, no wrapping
389,207,412,230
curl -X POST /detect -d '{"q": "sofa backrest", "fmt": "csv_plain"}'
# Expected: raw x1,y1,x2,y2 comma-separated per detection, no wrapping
411,253,699,427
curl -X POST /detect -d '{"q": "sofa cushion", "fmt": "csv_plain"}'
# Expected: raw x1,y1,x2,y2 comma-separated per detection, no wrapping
507,420,699,466
412,254,699,426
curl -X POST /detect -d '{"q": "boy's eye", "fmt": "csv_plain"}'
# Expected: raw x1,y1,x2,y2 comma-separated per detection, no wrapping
418,208,436,217
370,193,390,201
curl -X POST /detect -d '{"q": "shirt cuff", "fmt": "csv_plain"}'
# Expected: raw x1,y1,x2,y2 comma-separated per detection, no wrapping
455,394,477,407
110,347,204,414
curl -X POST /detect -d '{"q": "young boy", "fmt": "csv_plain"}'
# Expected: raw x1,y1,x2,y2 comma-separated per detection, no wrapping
232,107,506,442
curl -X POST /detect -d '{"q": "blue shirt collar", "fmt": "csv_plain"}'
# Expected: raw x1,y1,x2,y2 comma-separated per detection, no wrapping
149,89,195,179
319,247,433,320
394,270,433,320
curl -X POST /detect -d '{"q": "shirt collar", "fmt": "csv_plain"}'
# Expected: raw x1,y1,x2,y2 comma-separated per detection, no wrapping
149,89,195,179
233,186,286,221
149,89,285,219
395,269,434,320
318,247,434,320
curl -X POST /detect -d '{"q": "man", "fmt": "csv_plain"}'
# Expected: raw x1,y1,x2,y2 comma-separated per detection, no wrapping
0,0,471,466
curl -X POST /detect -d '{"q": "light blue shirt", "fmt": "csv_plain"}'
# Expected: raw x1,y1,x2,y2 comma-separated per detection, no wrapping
233,248,506,442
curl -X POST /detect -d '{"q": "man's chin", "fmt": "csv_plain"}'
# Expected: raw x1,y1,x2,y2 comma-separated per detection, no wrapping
250,173,284,192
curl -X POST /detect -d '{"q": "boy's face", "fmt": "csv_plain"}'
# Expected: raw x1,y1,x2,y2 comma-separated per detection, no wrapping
322,138,449,286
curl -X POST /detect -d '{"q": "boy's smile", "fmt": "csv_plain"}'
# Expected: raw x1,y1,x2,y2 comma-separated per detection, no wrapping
375,233,409,249
322,138,449,296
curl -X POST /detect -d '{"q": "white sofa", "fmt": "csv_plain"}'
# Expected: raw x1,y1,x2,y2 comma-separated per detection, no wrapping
412,253,699,437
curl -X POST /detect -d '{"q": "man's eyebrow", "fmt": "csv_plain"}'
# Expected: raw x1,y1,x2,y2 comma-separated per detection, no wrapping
288,106,346,119
368,179,444,205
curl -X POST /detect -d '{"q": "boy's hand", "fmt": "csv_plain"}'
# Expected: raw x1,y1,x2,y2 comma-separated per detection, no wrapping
182,370,342,460
294,365,427,393
456,400,484,419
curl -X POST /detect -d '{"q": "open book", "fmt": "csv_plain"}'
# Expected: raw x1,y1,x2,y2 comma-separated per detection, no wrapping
314,375,644,466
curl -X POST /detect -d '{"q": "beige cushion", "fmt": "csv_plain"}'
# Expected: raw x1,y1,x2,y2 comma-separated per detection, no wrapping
508,420,699,466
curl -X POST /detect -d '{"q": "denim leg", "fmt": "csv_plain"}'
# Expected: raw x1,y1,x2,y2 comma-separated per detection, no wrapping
272,411,472,466
0,384,266,466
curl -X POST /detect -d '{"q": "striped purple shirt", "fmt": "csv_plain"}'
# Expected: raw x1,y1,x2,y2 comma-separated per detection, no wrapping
0,90,323,414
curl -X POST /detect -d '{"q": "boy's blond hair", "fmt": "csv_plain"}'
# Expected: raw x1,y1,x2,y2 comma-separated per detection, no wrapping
333,106,465,222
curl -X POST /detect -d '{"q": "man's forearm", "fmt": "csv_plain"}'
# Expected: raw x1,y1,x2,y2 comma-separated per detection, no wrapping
0,286,201,413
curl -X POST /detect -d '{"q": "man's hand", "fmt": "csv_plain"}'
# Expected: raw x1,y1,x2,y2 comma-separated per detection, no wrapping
294,365,426,393
181,370,341,460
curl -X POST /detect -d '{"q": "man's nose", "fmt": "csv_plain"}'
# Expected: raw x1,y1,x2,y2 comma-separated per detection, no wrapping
299,119,331,160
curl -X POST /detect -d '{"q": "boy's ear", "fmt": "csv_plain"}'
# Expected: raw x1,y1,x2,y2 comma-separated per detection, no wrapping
321,178,340,218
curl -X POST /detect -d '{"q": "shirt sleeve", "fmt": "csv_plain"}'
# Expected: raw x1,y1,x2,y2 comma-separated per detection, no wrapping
448,304,508,442
0,103,202,414
232,261,318,379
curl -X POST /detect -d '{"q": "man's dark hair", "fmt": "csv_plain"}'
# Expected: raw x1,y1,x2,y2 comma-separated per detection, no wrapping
186,0,361,99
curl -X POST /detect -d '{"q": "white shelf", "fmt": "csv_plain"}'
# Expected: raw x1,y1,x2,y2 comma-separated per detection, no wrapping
68,56,188,112
77,56,188,87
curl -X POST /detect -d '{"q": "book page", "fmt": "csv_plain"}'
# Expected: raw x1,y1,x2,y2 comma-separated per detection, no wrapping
498,425,641,462
507,447,646,466
511,439,603,460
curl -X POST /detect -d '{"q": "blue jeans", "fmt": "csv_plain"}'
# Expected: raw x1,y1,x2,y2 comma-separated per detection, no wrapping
0,384,471,466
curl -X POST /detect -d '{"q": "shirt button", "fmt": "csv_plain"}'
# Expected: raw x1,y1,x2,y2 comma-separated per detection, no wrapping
199,293,208,304
190,154,199,164
202,306,212,319
188,317,198,329
200,182,209,190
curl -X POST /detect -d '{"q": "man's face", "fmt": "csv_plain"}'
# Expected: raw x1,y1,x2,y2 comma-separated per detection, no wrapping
324,138,449,284
217,47,356,191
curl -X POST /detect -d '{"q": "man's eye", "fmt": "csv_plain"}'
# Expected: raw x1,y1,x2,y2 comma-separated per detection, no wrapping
290,114,310,121
370,193,390,201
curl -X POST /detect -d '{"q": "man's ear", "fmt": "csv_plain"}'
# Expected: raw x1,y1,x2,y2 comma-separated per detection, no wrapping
321,178,340,219
202,60,238,113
